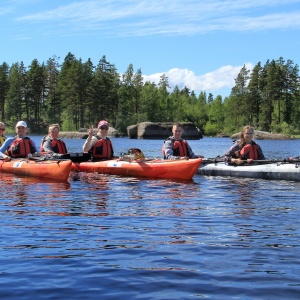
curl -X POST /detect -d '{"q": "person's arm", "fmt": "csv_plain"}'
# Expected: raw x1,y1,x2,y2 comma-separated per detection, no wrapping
186,142,199,158
42,139,53,153
164,140,180,160
83,136,97,152
0,138,13,161
111,144,115,158
0,151,10,161
223,143,240,163
0,138,12,153
257,144,265,160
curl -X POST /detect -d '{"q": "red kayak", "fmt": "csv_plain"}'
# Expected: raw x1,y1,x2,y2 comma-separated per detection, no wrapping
71,158,202,180
0,157,72,181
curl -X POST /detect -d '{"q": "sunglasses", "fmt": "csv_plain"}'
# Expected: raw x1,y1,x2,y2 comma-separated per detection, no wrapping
0,128,5,131
100,126,108,130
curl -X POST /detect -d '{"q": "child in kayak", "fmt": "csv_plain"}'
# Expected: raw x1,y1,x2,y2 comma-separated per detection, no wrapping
224,125,265,164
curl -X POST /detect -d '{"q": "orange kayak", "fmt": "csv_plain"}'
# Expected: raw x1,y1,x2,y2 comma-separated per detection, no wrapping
0,158,72,181
71,158,202,180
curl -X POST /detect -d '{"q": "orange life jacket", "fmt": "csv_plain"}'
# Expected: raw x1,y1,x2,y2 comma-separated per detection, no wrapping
239,142,259,160
8,137,36,158
40,137,67,154
90,136,113,159
162,138,189,158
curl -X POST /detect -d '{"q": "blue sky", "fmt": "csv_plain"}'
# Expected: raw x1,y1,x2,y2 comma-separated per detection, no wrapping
1,0,300,98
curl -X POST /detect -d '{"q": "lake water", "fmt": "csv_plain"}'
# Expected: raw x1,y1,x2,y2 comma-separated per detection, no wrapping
1,136,300,299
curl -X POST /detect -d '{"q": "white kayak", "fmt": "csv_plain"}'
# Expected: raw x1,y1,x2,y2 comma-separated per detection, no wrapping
198,160,300,181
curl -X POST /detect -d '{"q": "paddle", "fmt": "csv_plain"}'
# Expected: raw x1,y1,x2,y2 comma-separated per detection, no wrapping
202,157,300,165
0,155,50,162
52,152,91,162
39,152,91,162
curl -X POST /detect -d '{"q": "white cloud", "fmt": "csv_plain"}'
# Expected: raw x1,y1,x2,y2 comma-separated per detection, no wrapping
143,63,254,96
0,6,12,15
15,0,300,37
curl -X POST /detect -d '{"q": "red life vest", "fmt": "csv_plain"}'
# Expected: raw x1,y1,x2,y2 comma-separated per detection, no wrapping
91,137,113,159
239,143,259,160
8,137,36,158
162,138,189,158
40,137,67,154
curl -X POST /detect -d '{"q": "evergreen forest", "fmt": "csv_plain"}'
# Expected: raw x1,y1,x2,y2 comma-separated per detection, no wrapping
0,53,299,136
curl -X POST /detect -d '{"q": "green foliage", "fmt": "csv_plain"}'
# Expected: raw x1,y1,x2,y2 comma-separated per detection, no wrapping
1,54,300,136
0,62,9,121
204,122,220,136
271,121,294,136
5,62,27,127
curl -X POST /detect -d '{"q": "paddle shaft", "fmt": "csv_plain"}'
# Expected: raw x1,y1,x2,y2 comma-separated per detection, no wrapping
202,158,299,164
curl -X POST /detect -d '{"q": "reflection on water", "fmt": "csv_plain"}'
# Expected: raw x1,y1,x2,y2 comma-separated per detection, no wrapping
1,173,71,212
1,138,300,299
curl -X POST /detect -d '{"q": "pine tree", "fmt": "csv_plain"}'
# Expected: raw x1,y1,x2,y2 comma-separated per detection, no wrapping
0,62,9,121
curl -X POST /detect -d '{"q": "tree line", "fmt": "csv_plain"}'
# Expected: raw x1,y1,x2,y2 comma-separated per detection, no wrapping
0,53,299,136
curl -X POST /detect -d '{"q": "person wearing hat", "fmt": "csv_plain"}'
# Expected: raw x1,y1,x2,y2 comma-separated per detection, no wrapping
0,122,7,147
0,121,39,161
82,120,114,160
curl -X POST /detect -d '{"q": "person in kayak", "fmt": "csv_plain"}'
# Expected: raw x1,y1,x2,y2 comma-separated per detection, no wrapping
162,123,201,160
223,125,265,164
82,120,114,160
40,123,68,154
0,122,6,147
0,121,39,161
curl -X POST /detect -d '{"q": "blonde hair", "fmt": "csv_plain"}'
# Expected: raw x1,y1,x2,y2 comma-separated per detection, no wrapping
48,124,60,132
0,122,5,127
239,125,254,148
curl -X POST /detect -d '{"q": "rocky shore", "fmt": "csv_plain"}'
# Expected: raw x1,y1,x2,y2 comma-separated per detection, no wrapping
127,122,203,139
58,125,292,140
59,127,119,139
231,130,293,140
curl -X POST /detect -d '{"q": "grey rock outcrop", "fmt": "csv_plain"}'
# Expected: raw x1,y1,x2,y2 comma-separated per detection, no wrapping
127,122,202,139
231,130,293,140
59,127,119,139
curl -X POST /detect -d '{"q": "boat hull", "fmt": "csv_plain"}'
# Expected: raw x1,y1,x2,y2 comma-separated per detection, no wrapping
0,158,72,181
198,161,300,181
72,158,202,180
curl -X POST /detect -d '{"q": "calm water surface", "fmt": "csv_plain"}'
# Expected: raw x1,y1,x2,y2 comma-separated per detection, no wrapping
1,137,300,299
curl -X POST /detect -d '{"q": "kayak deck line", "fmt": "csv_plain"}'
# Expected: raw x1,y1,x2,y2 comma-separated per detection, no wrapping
198,161,300,181
71,157,202,180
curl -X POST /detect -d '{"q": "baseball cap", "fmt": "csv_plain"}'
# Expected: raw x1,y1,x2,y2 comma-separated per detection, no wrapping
16,121,27,128
98,120,109,128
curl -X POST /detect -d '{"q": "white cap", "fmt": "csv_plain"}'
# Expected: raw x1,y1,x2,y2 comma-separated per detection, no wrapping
16,121,27,128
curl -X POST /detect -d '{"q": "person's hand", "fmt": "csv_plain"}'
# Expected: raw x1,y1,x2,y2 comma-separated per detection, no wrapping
232,158,244,165
246,158,253,164
3,156,11,162
180,156,189,160
88,125,94,139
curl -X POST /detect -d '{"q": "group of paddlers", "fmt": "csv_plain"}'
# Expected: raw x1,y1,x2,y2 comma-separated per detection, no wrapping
0,120,265,164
